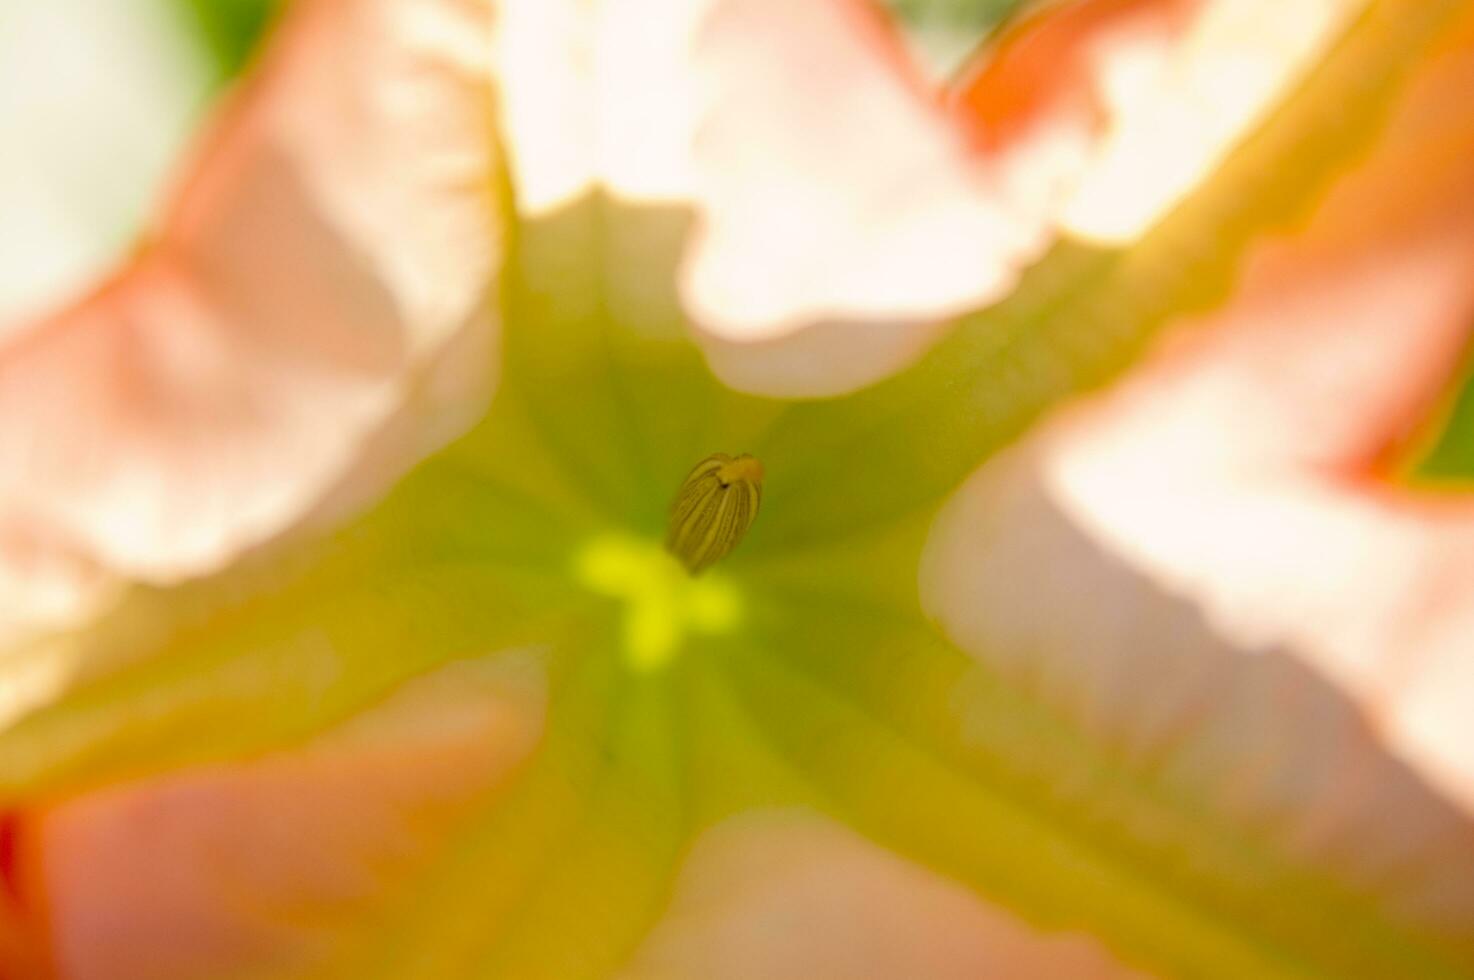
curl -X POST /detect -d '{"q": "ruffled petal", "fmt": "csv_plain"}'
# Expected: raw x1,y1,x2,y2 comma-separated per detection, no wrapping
0,0,503,638
492,0,714,215
490,0,1366,397
924,0,1474,838
679,0,1055,395
686,0,1363,395
956,0,1363,243
619,810,1140,979
496,0,988,396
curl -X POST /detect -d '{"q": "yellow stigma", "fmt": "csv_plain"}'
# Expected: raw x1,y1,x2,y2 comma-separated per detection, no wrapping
575,534,742,671
665,453,764,574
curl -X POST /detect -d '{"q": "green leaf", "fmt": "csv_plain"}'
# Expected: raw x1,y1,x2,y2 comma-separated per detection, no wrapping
878,0,1034,76
173,0,282,81
1410,344,1474,483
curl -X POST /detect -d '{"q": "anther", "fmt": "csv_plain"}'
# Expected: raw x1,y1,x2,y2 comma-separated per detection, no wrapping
665,453,763,574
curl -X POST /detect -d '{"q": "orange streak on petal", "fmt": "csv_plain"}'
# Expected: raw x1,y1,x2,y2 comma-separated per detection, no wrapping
954,0,1192,148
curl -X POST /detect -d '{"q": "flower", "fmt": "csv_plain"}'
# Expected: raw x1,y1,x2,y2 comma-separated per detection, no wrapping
2,0,1473,977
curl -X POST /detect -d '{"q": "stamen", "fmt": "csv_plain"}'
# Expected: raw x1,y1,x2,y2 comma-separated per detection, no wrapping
665,453,764,574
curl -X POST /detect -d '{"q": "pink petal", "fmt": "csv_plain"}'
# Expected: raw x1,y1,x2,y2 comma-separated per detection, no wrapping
485,0,1360,396
491,0,997,395
492,0,715,214
0,0,503,637
680,0,1054,395
924,2,1474,881
498,0,1342,397
5,652,545,980
957,0,1363,243
684,0,1362,395
619,809,1140,979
